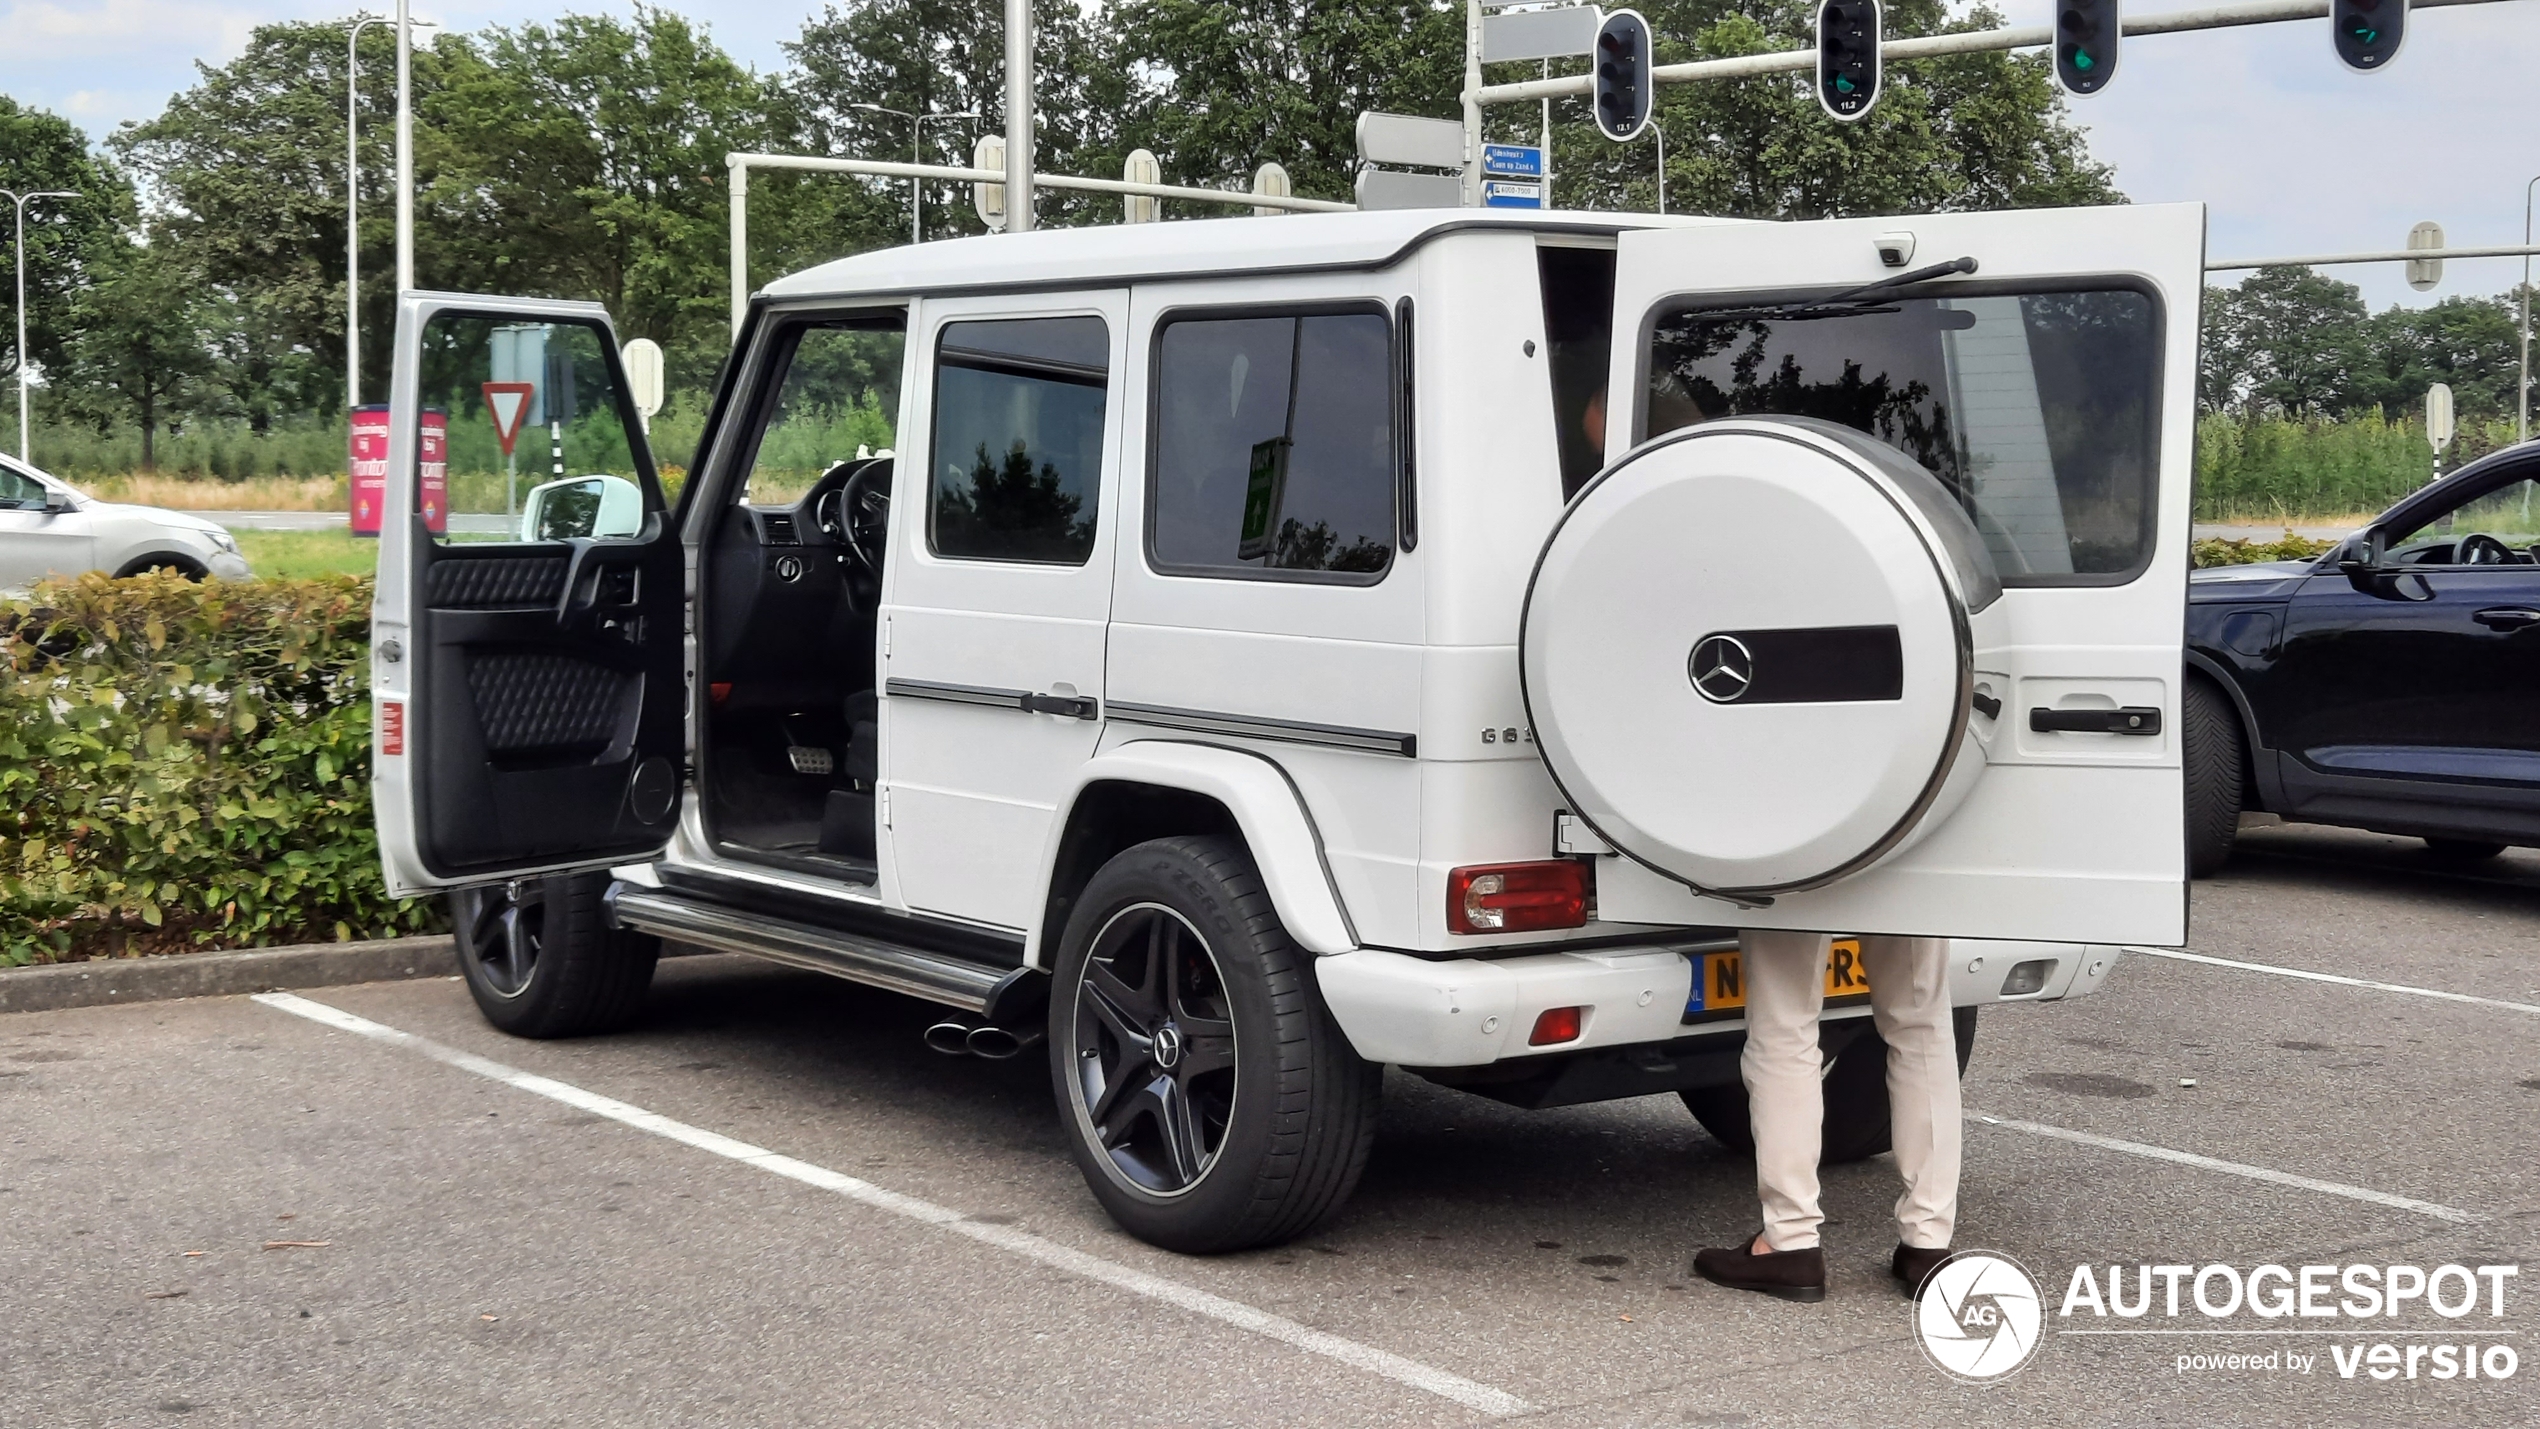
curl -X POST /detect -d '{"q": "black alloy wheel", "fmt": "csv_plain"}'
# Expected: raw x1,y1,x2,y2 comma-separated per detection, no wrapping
450,871,659,1038
1050,836,1381,1253
457,879,547,1000
1071,903,1240,1193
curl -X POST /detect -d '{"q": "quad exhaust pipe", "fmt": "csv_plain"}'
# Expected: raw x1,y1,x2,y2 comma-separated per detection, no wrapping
924,1017,1046,1060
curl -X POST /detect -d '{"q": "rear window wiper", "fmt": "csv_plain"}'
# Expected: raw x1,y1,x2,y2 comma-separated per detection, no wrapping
1671,256,1980,326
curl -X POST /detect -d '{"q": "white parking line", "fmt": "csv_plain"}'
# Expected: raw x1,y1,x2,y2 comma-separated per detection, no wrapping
251,992,1532,1419
1970,1113,2478,1224
2125,946,2540,1015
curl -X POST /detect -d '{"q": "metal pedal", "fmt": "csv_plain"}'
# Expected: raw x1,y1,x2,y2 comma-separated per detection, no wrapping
786,746,834,776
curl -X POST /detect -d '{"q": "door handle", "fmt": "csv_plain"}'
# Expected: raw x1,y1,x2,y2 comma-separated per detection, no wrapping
1020,692,1099,720
2029,706,2163,736
2472,607,2540,631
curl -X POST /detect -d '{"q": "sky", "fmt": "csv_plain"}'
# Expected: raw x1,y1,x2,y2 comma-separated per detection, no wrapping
2,0,2537,312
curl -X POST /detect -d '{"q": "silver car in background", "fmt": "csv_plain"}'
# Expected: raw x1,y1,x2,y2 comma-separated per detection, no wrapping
0,454,252,589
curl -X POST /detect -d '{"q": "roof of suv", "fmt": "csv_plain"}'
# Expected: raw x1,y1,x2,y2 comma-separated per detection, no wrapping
761,207,1733,303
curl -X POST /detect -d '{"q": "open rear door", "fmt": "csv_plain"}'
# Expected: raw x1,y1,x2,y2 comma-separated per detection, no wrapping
1524,204,2203,947
372,293,685,898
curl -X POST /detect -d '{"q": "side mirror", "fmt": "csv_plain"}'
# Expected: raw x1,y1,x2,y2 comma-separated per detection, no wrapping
2338,526,2429,601
42,486,75,514
519,474,644,542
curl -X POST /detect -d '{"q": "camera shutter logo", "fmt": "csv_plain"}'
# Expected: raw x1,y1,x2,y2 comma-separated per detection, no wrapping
1917,1251,2046,1382
1688,634,1754,704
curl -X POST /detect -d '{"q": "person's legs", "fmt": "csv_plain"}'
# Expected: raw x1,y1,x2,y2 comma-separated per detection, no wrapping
1858,935,1959,1251
1740,928,1831,1252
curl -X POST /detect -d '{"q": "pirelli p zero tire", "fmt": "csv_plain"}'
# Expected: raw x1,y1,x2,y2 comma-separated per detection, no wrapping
1049,835,1382,1254
2183,676,2245,879
451,871,659,1038
1679,1008,1978,1165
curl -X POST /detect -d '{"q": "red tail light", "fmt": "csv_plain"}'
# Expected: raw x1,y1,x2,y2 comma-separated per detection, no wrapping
1447,860,1591,935
1529,1006,1584,1046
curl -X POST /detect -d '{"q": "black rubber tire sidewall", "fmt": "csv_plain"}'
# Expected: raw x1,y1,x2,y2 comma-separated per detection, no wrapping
452,871,659,1039
1047,835,1381,1255
2184,676,2245,879
1681,1006,1977,1165
2423,838,2507,863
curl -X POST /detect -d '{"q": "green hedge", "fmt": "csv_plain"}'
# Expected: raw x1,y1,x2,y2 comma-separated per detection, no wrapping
2194,412,2518,523
0,573,438,965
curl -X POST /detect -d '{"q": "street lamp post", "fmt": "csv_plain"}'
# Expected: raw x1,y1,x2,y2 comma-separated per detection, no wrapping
2521,173,2537,445
1648,116,1667,216
851,103,982,244
4,188,78,466
346,14,435,410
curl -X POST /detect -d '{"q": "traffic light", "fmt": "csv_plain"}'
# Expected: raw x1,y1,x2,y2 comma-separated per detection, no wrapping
1816,0,1882,122
1593,9,1653,142
2055,0,2120,95
2332,0,2407,70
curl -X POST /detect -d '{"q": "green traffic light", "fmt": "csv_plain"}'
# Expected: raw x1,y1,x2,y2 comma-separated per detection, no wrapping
1835,75,1855,93
2074,49,2095,70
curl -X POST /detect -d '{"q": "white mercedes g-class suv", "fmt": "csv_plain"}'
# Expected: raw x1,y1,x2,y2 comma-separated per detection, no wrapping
371,202,2198,1253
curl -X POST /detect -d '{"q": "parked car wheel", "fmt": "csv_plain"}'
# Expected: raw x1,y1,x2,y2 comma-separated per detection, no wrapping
1680,1007,1977,1164
113,553,206,580
1049,835,1381,1253
2184,676,2245,877
2423,838,2508,864
452,871,658,1038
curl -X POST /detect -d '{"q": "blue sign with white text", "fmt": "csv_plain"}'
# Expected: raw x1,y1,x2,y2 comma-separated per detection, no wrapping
1481,144,1545,179
1483,180,1545,209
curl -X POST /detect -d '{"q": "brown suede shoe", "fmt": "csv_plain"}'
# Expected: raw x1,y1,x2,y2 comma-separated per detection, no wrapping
1892,1243,1953,1300
1693,1237,1827,1303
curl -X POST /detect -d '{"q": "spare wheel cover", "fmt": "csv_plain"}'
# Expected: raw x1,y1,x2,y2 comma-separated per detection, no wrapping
1521,418,1989,898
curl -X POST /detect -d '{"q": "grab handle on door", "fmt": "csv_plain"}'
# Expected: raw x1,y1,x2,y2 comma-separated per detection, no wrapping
1020,692,1099,720
2472,607,2540,631
2029,706,2162,736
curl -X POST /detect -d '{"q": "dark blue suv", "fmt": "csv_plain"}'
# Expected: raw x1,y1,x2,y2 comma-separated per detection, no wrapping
2185,439,2540,874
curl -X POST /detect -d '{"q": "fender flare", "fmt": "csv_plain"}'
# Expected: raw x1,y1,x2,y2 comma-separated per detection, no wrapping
1025,738,1360,967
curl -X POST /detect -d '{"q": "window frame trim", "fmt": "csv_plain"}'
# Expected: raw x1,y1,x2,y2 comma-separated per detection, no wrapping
922,310,1116,569
1632,274,2169,590
1141,297,1404,588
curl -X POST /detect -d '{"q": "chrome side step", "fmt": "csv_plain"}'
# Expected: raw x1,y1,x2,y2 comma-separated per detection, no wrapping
607,885,1007,1014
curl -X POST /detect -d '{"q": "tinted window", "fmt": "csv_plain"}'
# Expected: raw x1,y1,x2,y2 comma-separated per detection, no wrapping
929,316,1109,564
1645,289,2160,582
1151,310,1395,579
746,319,905,507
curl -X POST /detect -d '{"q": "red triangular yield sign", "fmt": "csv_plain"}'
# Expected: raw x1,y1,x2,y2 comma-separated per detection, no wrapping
481,381,536,457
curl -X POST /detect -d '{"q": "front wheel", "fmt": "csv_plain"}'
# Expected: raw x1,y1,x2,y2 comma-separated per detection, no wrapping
2184,676,2246,878
1048,835,1381,1253
1680,1007,1978,1164
451,871,659,1038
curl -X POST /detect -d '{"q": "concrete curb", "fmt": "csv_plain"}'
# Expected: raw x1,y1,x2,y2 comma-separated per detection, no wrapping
0,935,456,1016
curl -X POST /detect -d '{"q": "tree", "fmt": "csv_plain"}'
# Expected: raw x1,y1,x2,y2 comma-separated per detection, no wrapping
422,8,777,394
0,97,138,429
60,241,214,470
113,21,444,422
2199,266,2369,418
1108,0,1466,203
2355,292,2526,422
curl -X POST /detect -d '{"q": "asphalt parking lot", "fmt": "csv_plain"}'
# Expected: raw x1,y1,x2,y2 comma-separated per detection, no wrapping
5,821,2535,1427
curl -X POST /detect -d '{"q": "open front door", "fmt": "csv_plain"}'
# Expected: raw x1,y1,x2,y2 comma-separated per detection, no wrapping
1524,203,2204,947
373,293,684,898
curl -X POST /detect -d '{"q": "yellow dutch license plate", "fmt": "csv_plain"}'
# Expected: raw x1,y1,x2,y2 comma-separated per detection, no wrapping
1683,939,1873,1023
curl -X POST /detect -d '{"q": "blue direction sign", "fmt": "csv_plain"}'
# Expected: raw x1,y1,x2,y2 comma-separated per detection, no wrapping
1481,144,1545,179
1483,179,1545,209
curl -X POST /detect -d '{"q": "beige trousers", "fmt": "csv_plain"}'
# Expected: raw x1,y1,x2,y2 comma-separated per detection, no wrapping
1738,929,1960,1253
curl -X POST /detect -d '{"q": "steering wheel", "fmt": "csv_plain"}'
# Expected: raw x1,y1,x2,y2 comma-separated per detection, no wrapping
835,459,892,576
2457,532,2518,566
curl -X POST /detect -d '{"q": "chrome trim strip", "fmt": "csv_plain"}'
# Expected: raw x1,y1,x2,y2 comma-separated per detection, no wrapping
1107,701,1416,758
884,677,1029,711
609,886,1005,1012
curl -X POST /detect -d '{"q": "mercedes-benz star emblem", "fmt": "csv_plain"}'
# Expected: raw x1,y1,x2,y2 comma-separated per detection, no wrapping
1688,634,1754,704
1152,1023,1184,1070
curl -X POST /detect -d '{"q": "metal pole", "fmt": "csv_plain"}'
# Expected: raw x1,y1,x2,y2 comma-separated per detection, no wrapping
6,190,75,465
1003,0,1033,233
1462,0,1485,207
347,16,385,411
1540,60,1552,211
394,0,414,292
728,156,748,343
1654,120,1666,215
2521,174,2536,444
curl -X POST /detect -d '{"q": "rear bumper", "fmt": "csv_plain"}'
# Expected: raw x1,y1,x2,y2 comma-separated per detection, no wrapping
1313,939,2125,1068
